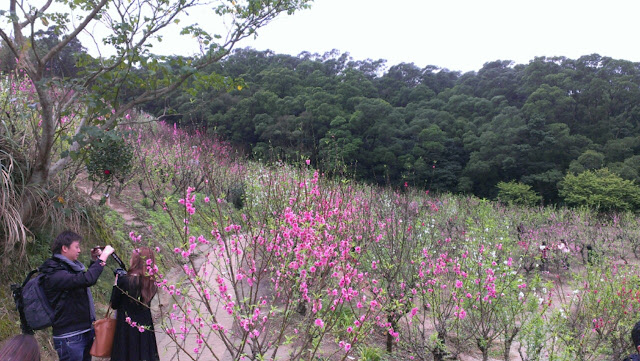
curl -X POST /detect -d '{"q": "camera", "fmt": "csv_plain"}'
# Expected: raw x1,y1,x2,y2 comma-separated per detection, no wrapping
114,268,127,277
92,246,128,270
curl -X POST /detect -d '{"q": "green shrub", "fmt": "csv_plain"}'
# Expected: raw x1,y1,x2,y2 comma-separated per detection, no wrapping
86,130,133,188
558,168,640,212
358,345,387,361
496,181,542,207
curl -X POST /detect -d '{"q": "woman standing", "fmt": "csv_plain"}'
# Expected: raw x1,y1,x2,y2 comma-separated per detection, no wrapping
110,247,159,361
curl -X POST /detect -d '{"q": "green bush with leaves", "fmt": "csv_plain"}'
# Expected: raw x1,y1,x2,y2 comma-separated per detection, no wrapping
358,345,388,361
558,168,640,212
86,130,134,189
496,181,542,207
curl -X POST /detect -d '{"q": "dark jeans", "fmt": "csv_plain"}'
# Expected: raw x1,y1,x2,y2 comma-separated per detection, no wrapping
53,330,94,361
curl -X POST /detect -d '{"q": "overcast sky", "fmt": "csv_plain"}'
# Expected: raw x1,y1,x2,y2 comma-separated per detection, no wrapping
72,0,640,74
218,0,640,73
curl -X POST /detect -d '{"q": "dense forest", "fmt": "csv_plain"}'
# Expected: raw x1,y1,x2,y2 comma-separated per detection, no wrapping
136,49,640,205
3,33,640,206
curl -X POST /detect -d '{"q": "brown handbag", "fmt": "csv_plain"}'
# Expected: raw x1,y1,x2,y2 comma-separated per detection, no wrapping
90,307,117,357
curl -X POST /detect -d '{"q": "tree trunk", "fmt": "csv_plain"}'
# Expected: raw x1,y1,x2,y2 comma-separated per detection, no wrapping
17,66,58,227
504,339,513,361
31,81,56,185
432,331,447,361
386,316,397,353
503,330,518,361
477,338,490,361
386,328,393,353
481,347,489,361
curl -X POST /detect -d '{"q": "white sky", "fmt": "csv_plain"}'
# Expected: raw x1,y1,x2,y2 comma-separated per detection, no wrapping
214,0,640,73
59,0,640,73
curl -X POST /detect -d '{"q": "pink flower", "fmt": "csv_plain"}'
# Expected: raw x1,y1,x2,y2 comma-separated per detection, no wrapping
315,318,324,328
458,309,467,319
455,280,463,288
305,159,311,165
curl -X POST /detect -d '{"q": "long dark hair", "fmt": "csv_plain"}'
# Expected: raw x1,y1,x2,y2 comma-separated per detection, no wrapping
0,334,40,361
128,247,157,304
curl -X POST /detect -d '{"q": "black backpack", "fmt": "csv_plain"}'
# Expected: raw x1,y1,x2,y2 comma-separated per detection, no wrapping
11,267,57,334
623,355,640,361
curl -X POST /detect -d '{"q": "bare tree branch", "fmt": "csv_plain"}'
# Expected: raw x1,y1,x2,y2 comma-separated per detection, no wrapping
40,0,110,68
19,0,53,29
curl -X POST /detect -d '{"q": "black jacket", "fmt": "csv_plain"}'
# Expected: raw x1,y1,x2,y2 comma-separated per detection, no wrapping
40,257,105,336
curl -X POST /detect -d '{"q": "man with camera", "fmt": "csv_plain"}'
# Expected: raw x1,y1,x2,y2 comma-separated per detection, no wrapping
40,230,115,361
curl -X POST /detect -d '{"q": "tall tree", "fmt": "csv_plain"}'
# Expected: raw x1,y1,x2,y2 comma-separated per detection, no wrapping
0,0,313,250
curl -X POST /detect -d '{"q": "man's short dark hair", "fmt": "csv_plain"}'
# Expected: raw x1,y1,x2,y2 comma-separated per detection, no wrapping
632,320,640,351
51,230,83,255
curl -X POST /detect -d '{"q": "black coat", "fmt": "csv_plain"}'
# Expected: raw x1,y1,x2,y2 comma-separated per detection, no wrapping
40,257,105,336
110,275,159,361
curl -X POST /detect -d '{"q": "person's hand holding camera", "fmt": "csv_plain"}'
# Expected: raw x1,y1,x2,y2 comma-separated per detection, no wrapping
98,245,115,263
90,246,103,261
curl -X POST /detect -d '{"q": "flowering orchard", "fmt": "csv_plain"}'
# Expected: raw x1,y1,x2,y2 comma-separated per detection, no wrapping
5,68,640,360
118,121,640,361
126,121,245,209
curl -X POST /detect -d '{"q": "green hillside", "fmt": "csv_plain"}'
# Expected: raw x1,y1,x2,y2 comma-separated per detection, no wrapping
140,50,640,207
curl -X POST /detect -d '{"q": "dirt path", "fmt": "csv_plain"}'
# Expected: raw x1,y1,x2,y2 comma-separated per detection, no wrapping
75,181,145,229
155,250,238,361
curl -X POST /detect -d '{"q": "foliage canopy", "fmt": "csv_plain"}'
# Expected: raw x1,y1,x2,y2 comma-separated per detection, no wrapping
558,168,640,212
